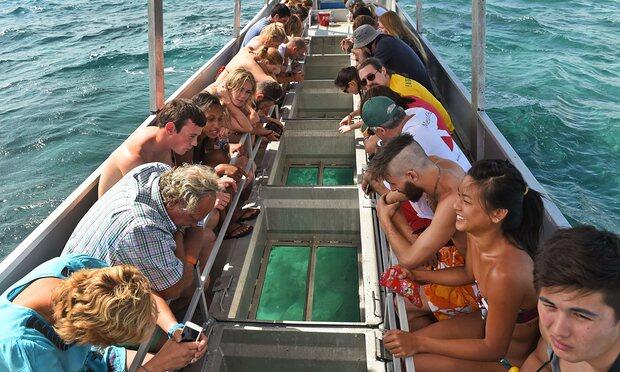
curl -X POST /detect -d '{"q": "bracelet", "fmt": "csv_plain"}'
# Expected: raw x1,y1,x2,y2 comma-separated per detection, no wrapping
167,322,184,339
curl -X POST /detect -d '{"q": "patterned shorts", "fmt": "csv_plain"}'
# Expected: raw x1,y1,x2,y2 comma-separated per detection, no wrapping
423,246,479,320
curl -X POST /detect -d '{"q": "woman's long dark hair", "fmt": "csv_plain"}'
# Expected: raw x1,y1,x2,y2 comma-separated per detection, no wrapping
468,159,543,257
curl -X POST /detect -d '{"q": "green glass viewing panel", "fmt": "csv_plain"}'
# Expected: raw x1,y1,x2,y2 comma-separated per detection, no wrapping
256,246,310,321
286,166,319,186
322,166,354,186
311,246,360,322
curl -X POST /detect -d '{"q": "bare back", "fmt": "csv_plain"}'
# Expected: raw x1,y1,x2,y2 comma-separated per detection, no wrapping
216,48,276,84
98,126,173,197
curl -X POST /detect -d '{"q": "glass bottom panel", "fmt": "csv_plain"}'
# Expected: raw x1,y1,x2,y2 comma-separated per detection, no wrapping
311,246,360,322
322,166,354,186
286,166,319,186
256,246,310,321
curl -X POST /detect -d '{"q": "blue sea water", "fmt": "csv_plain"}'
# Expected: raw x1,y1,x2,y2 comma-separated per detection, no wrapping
0,0,618,259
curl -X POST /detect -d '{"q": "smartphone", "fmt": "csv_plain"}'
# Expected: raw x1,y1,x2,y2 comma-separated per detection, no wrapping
180,321,204,343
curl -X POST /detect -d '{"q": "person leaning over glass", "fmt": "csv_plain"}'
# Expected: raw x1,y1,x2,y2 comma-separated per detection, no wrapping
0,254,207,372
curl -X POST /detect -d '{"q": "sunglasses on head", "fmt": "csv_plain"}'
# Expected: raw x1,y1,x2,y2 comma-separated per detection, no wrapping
360,73,376,87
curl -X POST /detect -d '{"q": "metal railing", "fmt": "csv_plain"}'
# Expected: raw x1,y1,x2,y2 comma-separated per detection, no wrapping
182,131,262,324
371,198,416,372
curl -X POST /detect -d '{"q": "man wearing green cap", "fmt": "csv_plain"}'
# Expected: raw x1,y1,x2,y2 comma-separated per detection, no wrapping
361,96,469,172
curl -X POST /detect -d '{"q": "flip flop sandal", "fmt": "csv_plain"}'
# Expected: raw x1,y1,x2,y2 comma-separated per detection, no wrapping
237,208,261,222
224,223,254,240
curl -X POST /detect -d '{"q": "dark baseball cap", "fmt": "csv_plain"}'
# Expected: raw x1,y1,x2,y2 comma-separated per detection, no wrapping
361,96,405,131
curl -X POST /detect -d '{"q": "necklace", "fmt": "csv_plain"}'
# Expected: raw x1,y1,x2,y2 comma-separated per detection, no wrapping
425,162,441,209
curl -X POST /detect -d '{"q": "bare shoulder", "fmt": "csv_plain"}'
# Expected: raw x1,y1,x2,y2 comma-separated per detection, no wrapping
492,247,533,282
246,38,260,50
487,244,535,297
118,133,149,167
204,80,218,94
431,156,465,193
226,54,243,70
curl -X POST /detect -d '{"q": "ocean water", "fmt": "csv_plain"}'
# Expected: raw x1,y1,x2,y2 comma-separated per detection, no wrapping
0,1,618,259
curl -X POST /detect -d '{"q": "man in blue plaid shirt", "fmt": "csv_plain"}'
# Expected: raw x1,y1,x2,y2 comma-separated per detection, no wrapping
63,162,235,342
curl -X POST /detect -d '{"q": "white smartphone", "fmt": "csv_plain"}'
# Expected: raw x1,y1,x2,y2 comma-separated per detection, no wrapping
180,321,203,343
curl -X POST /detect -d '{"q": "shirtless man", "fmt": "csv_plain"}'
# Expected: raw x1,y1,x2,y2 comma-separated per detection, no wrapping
254,80,284,115
368,134,466,267
368,134,479,327
276,37,307,84
98,98,205,197
213,46,282,88
249,80,284,137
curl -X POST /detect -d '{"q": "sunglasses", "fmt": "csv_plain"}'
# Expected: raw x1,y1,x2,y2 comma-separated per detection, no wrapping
360,73,376,87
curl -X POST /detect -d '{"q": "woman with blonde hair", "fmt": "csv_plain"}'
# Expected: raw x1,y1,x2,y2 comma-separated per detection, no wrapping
245,22,287,50
0,255,207,371
206,67,256,133
253,46,284,77
378,11,428,66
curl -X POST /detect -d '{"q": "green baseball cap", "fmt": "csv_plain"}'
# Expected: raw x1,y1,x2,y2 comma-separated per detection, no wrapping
361,96,405,132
